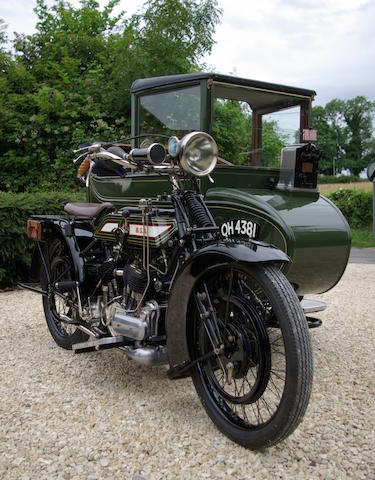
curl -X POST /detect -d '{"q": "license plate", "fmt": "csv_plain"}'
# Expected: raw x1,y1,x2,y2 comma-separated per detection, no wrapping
220,219,260,239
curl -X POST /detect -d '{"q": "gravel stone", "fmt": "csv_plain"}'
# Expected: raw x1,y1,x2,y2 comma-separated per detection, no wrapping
0,264,374,479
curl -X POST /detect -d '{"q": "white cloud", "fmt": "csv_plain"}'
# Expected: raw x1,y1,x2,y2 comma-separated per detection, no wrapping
1,0,374,105
204,0,375,104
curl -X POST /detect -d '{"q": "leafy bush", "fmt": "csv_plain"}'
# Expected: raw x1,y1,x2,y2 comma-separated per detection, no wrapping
0,191,85,287
318,174,363,184
328,188,373,228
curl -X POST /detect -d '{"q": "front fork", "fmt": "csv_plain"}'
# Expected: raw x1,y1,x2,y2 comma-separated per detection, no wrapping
194,284,236,384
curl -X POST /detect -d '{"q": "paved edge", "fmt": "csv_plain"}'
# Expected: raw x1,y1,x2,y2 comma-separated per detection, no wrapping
349,247,375,264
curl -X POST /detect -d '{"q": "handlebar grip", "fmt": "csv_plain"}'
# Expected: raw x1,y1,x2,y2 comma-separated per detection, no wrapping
129,143,166,165
77,158,90,178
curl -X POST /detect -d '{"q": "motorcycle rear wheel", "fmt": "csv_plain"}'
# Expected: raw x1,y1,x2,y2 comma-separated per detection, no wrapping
42,239,87,349
189,264,313,449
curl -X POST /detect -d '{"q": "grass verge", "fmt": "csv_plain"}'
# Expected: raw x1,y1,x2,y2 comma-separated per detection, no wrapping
319,182,373,195
351,228,375,248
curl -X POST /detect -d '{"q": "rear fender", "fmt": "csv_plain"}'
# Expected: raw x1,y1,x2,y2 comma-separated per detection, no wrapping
166,241,289,375
29,216,91,288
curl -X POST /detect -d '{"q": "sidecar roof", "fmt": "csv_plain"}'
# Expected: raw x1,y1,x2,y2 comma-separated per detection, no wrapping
130,73,316,100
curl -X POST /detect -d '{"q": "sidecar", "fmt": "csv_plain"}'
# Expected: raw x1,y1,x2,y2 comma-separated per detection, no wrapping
87,73,351,296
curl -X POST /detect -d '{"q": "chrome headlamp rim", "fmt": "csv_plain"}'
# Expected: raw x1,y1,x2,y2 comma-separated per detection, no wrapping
179,131,218,177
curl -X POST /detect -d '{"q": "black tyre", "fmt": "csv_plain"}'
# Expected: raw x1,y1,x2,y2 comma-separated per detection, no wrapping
189,264,313,449
42,239,87,349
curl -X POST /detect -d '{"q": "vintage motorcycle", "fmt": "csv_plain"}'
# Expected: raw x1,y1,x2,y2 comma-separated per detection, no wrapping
25,131,313,449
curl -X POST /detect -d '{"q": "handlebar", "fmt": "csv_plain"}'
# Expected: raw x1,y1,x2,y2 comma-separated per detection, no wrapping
89,150,135,170
73,142,170,182
74,142,167,167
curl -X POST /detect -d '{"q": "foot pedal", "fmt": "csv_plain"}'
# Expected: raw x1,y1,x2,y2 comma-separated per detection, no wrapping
301,299,326,314
72,336,126,354
306,316,322,329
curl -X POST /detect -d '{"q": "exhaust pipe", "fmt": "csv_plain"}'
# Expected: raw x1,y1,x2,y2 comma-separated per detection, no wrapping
122,346,168,366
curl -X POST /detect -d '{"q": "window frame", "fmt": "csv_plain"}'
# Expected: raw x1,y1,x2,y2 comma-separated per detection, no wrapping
132,80,210,148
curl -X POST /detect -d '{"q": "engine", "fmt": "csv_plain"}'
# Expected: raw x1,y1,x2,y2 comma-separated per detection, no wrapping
122,260,148,311
107,300,159,340
105,259,159,341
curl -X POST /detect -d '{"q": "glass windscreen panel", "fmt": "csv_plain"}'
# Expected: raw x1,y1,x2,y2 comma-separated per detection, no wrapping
212,84,303,167
139,85,201,146
262,106,301,166
212,98,253,164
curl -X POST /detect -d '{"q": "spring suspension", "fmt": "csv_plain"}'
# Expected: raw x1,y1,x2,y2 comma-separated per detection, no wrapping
183,191,213,228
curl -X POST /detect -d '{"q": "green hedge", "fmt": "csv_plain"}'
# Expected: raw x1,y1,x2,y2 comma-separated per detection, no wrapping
328,189,373,229
318,174,363,184
0,191,85,288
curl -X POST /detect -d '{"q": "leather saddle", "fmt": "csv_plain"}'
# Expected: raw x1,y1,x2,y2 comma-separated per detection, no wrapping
64,202,113,218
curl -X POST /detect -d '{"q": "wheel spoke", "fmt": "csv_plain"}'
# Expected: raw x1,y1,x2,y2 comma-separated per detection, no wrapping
256,400,264,423
271,348,286,356
270,369,286,381
269,335,283,346
261,397,273,417
269,375,282,400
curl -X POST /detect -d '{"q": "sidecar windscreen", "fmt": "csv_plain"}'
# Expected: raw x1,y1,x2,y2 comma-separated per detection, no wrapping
139,85,201,140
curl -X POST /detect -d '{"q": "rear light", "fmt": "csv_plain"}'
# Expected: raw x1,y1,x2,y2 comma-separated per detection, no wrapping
27,219,42,241
302,128,318,142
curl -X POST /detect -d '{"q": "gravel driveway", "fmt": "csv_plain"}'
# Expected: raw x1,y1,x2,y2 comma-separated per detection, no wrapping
1,264,374,479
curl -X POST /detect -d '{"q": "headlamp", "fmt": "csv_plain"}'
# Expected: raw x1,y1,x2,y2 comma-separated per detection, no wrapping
167,136,180,158
179,132,218,177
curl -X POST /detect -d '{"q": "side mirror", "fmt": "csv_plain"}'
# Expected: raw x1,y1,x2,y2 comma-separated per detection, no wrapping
367,163,375,182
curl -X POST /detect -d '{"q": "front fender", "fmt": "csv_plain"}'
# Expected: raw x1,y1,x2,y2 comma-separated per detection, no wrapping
166,241,289,376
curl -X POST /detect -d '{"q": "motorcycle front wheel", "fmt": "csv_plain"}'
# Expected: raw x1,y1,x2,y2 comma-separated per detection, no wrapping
188,263,313,449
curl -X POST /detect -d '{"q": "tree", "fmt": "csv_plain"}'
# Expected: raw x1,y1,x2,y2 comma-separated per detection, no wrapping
212,99,252,163
331,97,375,176
107,0,221,121
311,105,341,174
261,121,287,168
312,97,375,176
212,99,287,166
0,0,221,192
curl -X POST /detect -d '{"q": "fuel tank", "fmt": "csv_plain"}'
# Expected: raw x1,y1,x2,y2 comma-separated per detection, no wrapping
94,211,177,248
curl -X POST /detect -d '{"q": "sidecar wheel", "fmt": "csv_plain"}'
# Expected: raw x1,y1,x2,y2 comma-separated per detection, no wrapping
188,264,313,450
42,239,87,350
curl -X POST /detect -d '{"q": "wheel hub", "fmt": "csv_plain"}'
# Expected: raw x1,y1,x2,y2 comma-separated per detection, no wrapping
221,321,253,379
208,295,272,405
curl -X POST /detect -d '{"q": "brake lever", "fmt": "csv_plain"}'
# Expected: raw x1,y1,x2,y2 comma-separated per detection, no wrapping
73,143,102,154
72,152,88,164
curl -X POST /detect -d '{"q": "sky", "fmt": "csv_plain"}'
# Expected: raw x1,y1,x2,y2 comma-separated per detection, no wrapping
1,0,374,106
